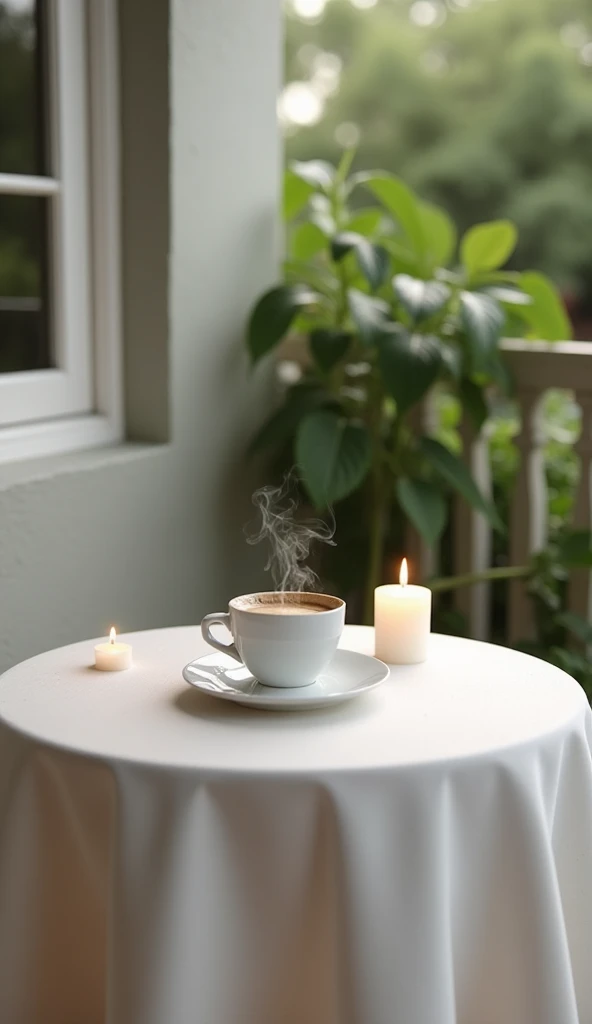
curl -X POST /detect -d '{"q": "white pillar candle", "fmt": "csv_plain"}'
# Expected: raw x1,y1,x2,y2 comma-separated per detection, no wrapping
375,559,432,664
94,628,132,671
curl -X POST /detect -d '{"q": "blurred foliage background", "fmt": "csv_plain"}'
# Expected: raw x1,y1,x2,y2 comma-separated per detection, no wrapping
283,0,592,334
282,0,591,644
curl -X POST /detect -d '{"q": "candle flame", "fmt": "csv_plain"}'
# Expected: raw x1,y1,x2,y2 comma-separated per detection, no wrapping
109,627,116,645
399,558,408,587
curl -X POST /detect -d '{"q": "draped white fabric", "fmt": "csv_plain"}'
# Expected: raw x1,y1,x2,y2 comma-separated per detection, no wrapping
0,626,591,1024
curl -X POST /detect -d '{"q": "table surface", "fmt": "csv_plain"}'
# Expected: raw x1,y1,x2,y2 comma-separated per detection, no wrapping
0,625,586,774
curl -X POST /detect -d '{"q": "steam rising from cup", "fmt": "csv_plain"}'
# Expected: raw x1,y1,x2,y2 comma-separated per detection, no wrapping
246,473,335,592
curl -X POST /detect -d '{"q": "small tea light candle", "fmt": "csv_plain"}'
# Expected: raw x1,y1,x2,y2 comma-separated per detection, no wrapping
94,627,132,671
375,559,432,664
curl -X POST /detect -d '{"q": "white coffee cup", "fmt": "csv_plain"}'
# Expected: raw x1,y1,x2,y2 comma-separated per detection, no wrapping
201,591,345,688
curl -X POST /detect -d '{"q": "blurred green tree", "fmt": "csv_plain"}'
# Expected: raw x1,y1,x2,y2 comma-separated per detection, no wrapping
284,0,592,320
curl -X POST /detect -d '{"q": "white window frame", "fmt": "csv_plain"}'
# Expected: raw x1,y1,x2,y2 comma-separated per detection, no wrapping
0,0,122,463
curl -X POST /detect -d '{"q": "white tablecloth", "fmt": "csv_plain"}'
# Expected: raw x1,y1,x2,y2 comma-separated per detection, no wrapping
0,626,591,1024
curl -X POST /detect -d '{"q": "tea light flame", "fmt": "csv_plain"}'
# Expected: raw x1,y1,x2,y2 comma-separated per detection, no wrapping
95,626,132,671
375,556,431,664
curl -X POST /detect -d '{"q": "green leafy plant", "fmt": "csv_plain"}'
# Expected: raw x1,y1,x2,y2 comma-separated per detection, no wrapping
430,528,592,700
246,155,570,621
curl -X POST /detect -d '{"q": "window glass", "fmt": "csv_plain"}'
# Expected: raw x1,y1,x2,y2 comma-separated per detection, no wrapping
0,0,46,175
0,1,50,374
0,195,50,372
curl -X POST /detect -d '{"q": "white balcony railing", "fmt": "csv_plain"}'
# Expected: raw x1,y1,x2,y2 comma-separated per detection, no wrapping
413,340,592,642
281,336,592,640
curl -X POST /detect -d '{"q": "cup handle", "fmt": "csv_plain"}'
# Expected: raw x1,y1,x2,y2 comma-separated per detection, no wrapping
201,612,242,663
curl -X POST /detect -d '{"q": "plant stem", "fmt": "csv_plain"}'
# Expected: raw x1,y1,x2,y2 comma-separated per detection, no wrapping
330,183,348,331
428,564,530,593
362,368,388,624
327,177,350,394
364,464,385,624
335,262,348,329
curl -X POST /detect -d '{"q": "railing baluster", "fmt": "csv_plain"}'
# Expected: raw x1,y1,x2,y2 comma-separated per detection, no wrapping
406,399,437,584
508,390,547,644
281,337,592,636
454,418,492,640
569,398,592,623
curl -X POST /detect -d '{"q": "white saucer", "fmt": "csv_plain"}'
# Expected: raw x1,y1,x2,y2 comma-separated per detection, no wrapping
182,649,389,711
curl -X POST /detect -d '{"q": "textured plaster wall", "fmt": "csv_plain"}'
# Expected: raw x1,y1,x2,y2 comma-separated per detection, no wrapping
0,0,280,672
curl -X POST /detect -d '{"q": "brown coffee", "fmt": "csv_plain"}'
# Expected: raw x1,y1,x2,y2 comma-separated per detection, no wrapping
246,602,325,615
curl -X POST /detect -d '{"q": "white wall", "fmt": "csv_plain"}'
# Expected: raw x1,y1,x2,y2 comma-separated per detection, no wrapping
0,0,281,672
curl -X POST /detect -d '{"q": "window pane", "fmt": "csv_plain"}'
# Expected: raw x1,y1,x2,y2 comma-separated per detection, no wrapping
0,0,46,174
0,194,50,372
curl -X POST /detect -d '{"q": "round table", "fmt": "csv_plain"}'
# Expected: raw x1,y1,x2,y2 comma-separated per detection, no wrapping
0,626,591,1024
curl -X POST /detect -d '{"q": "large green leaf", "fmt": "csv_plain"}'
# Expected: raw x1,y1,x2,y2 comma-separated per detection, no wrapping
356,243,390,291
440,343,462,381
474,270,523,286
296,410,372,508
518,271,572,341
249,383,328,455
282,261,337,302
348,288,390,344
459,291,505,373
396,477,447,545
461,220,517,278
283,170,315,221
360,174,426,258
346,208,384,238
384,239,424,278
393,274,450,323
247,284,318,363
309,193,336,236
420,202,457,268
331,231,361,262
290,159,335,191
420,436,503,530
481,285,531,306
485,350,513,395
290,222,328,261
331,232,389,290
378,327,442,413
310,329,352,372
459,378,489,432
